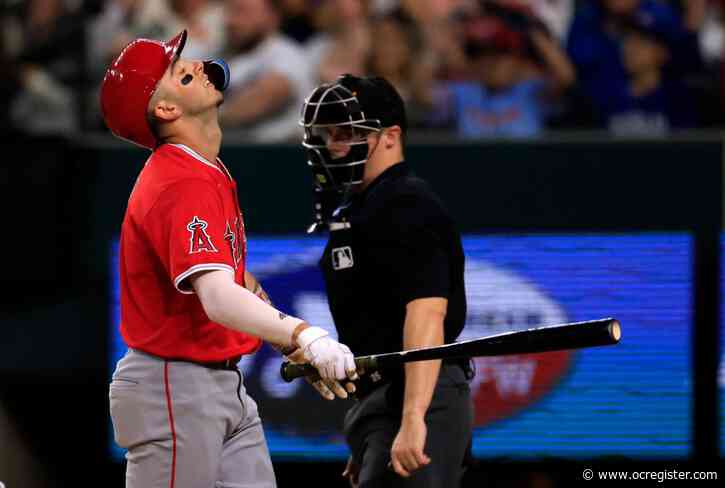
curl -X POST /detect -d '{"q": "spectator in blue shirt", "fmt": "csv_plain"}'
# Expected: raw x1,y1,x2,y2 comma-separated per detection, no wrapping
603,11,696,135
418,4,575,138
566,0,701,126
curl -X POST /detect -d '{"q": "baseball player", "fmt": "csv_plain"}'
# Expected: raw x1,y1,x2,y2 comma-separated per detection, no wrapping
300,75,474,487
101,30,358,488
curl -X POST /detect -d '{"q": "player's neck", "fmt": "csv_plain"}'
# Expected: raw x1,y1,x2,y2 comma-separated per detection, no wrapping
166,118,222,163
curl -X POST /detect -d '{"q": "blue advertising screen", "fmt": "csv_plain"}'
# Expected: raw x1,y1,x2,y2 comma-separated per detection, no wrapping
110,233,692,460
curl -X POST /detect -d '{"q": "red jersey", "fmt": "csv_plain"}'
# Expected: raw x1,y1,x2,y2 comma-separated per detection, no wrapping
119,143,262,361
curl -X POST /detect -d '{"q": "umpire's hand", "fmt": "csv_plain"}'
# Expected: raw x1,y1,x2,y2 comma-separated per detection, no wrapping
390,415,431,477
294,326,359,399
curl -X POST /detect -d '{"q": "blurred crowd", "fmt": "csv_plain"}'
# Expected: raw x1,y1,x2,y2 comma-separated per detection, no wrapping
2,0,725,141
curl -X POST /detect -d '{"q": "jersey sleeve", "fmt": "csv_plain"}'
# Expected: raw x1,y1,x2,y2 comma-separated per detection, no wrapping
369,195,451,305
144,179,236,294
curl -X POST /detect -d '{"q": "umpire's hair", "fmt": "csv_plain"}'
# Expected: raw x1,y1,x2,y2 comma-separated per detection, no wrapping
370,76,408,139
340,75,408,146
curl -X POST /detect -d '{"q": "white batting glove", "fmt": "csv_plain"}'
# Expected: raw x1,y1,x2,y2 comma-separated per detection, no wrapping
296,327,359,382
286,344,357,400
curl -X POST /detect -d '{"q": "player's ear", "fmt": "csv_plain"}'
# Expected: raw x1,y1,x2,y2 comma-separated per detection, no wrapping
152,99,182,123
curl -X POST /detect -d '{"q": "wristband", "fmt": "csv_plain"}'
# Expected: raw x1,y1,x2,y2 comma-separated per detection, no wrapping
295,325,329,350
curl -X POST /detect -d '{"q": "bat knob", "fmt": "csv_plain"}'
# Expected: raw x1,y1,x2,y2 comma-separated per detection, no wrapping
609,320,622,342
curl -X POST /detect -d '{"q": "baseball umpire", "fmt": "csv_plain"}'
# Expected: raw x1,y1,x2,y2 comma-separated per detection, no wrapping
101,30,358,488
299,74,474,487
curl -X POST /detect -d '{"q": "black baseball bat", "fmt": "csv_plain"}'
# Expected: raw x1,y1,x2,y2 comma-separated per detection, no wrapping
280,318,621,382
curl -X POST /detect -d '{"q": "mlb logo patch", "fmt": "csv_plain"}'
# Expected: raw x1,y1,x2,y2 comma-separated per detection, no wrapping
332,246,354,270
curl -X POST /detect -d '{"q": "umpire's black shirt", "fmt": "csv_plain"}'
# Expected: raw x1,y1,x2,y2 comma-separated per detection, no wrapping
320,161,466,361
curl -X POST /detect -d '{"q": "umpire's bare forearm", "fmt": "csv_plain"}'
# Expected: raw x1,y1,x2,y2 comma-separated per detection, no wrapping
401,297,447,418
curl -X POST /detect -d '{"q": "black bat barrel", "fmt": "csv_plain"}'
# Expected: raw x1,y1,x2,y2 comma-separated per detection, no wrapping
280,318,621,382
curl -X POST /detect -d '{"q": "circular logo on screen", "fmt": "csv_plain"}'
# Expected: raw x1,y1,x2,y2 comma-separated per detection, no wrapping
461,261,572,426
245,247,572,432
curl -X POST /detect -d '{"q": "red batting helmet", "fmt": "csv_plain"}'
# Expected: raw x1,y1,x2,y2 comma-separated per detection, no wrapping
100,30,187,150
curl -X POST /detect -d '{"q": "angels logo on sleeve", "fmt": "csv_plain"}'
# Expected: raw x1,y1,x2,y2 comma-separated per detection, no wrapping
238,213,247,264
224,215,246,268
224,221,237,262
187,216,218,254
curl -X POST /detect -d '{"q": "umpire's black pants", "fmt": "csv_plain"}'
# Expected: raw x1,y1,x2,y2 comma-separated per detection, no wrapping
343,363,474,488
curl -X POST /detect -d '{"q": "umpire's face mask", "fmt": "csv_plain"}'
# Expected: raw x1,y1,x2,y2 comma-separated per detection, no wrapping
300,82,381,194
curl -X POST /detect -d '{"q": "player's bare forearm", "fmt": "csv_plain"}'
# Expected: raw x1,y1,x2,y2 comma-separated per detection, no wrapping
401,297,447,419
192,270,303,346
241,273,294,354
244,270,291,353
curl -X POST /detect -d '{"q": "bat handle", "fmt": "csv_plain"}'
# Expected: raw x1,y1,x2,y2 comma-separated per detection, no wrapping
280,362,316,382
280,356,379,382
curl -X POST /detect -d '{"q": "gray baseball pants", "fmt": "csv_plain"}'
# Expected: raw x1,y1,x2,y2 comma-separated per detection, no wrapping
109,348,276,488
